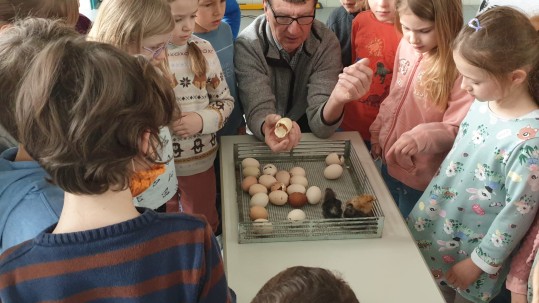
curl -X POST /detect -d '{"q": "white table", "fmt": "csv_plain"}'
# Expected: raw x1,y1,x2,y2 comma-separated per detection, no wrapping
220,132,445,303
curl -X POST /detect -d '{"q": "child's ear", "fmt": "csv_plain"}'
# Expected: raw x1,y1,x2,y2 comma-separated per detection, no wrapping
510,69,528,86
139,131,151,156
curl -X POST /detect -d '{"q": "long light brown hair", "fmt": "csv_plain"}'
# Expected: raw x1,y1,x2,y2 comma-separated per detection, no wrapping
0,0,79,26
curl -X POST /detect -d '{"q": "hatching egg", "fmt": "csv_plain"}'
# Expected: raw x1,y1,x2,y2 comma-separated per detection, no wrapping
250,192,269,207
241,176,258,192
243,166,260,178
324,164,343,180
241,157,260,168
287,209,306,221
325,153,345,165
253,219,273,235
270,182,287,192
306,186,322,204
250,206,269,221
269,190,288,206
249,183,268,196
275,170,291,186
261,164,278,176
286,183,306,195
258,175,277,189
288,192,308,208
289,166,306,177
290,175,308,188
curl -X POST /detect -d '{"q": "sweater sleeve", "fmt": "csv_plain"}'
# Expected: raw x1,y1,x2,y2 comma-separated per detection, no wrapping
234,33,278,141
471,138,539,274
195,41,234,135
199,222,232,303
404,75,473,154
506,214,539,294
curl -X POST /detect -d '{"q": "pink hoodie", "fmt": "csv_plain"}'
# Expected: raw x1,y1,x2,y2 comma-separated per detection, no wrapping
369,39,473,191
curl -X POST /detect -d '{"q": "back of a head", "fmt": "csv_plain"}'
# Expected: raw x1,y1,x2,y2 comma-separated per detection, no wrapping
16,38,177,195
0,17,78,141
251,266,360,303
0,0,79,26
87,0,174,54
454,6,539,101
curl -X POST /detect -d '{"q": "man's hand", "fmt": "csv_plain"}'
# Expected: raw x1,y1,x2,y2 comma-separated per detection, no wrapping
171,112,203,138
445,258,483,290
262,114,301,152
333,58,373,104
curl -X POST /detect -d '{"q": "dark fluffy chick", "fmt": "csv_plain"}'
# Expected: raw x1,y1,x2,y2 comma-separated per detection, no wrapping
343,194,376,218
322,188,342,218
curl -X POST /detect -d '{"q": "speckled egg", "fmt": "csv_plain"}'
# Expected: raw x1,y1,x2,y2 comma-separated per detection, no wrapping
258,175,277,189
289,166,306,177
306,186,322,204
325,153,345,165
241,157,260,169
290,175,308,188
243,166,260,178
324,164,344,180
275,170,291,186
249,183,268,196
250,206,269,221
261,164,278,176
269,190,288,206
241,176,258,192
286,183,306,195
250,192,269,207
287,209,306,221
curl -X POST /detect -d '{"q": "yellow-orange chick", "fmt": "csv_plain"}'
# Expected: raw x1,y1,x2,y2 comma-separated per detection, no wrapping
343,194,375,218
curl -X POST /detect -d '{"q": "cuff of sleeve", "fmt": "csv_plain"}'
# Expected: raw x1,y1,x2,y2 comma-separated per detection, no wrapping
471,249,500,275
506,274,528,295
320,102,343,126
197,110,219,134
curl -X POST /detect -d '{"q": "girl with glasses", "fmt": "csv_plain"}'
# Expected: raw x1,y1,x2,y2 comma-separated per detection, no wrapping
87,0,179,213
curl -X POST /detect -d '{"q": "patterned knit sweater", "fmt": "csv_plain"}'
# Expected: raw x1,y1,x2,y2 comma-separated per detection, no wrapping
0,208,232,303
167,36,234,176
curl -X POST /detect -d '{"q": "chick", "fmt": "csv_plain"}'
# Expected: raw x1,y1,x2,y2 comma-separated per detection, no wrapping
322,188,342,219
343,194,376,218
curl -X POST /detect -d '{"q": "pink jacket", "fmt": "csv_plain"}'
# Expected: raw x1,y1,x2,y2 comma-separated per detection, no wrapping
506,214,539,294
369,39,473,191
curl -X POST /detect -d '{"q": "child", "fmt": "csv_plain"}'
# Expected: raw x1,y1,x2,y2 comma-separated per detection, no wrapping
340,0,401,147
167,0,234,233
478,0,539,17
0,36,232,302
326,0,365,68
251,266,360,303
407,6,539,303
223,0,241,40
0,18,78,253
369,0,473,217
87,0,179,212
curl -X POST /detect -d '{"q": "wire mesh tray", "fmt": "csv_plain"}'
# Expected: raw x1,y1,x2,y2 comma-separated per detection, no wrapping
234,140,384,243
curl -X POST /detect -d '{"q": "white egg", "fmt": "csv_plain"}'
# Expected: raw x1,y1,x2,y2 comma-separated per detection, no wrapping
324,164,344,180
269,190,288,206
250,192,269,207
253,219,273,235
289,166,306,177
287,209,306,221
275,170,291,186
261,164,278,176
249,183,268,196
325,153,345,165
306,186,322,204
286,183,306,195
290,175,308,188
258,175,277,189
241,157,260,168
243,166,260,178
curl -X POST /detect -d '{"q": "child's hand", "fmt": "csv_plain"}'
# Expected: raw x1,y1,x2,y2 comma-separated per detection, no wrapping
387,134,418,169
333,58,372,104
171,112,203,138
262,114,301,152
445,258,483,290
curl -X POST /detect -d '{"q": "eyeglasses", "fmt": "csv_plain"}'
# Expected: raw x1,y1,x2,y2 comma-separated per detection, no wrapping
142,34,172,59
266,0,316,25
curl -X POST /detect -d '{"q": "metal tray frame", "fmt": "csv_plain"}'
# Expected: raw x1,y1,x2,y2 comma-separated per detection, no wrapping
233,140,385,243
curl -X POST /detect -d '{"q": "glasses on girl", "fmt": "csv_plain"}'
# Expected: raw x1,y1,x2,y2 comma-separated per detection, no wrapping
142,34,172,59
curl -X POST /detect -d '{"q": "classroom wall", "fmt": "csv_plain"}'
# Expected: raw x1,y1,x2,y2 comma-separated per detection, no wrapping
238,0,482,7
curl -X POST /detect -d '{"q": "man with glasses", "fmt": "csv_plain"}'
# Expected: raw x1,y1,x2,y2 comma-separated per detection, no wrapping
235,0,372,152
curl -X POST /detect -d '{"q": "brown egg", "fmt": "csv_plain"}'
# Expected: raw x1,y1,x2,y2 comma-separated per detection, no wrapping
288,192,308,208
249,206,269,221
241,176,258,192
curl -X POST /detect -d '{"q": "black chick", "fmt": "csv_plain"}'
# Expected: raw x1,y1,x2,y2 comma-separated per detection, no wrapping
322,188,342,219
343,194,376,218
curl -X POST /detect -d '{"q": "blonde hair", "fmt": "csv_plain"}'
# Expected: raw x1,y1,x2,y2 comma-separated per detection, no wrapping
167,0,207,79
396,0,463,109
0,0,79,26
87,0,175,79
